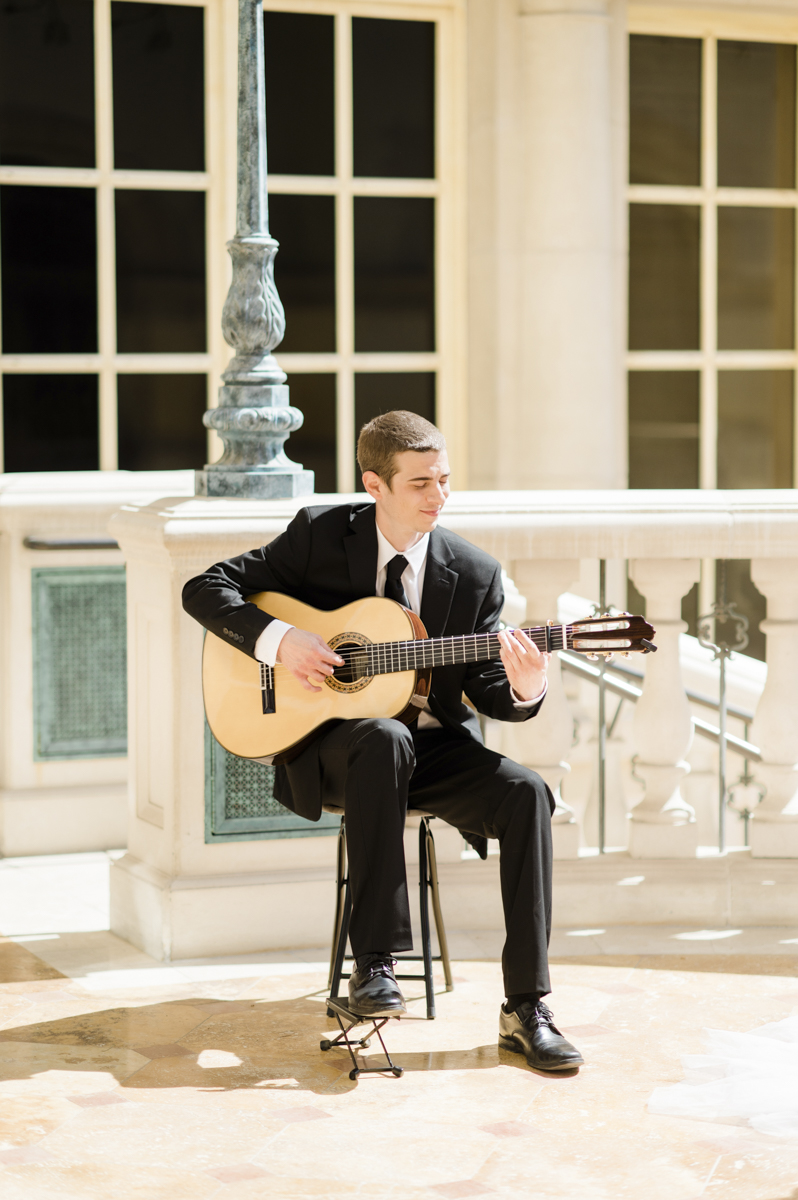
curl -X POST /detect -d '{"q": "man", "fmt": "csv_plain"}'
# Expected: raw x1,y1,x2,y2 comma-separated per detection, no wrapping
183,411,583,1073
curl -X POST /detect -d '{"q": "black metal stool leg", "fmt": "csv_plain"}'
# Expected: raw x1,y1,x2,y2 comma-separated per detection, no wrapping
328,821,352,1012
426,820,454,992
418,818,436,1020
327,818,348,989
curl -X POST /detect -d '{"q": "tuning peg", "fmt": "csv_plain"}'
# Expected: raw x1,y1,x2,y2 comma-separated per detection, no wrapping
586,653,599,661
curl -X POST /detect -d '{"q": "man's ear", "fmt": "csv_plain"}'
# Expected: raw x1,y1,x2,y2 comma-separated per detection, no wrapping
361,470,384,501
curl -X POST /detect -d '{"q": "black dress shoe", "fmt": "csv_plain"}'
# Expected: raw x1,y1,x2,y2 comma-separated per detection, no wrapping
499,1000,584,1072
348,954,407,1018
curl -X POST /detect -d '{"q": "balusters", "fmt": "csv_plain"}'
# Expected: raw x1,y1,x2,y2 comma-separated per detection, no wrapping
627,559,701,857
749,560,798,857
502,560,582,858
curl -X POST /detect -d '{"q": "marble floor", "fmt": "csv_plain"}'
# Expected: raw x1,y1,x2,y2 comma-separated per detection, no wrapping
1,854,798,1199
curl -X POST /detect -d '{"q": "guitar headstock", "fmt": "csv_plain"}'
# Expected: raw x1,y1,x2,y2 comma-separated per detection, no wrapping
567,613,656,657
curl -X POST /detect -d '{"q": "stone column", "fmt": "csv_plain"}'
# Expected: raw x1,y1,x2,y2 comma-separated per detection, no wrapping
510,0,625,490
749,559,798,857
503,559,582,858
627,559,701,858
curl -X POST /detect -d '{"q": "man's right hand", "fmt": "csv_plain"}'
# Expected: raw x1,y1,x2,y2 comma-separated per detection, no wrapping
277,628,344,692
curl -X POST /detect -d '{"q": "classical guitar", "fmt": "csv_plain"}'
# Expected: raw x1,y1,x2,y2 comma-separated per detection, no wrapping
202,592,656,763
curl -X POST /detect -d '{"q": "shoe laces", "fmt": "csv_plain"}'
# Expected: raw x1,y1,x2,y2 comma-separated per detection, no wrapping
356,953,397,980
515,999,559,1032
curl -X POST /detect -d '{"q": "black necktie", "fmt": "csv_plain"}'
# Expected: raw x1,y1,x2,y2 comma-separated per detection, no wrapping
384,554,409,607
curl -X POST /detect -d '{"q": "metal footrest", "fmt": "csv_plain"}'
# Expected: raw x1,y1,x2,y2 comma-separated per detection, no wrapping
320,996,404,1081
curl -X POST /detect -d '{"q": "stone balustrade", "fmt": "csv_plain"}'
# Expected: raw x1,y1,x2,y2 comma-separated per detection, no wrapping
4,478,798,954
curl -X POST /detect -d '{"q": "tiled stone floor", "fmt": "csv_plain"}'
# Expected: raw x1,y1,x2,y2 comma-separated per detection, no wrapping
2,853,798,1198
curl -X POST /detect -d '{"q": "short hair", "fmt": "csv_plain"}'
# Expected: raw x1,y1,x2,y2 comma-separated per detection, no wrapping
356,410,446,487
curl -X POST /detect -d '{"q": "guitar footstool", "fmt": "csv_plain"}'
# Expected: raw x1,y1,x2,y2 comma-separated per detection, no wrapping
321,997,404,1080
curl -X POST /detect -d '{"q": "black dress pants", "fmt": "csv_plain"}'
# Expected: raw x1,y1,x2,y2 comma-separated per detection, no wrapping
316,717,555,998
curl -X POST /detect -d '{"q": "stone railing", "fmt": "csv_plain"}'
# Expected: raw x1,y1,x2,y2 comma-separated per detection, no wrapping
4,478,798,950
437,490,797,861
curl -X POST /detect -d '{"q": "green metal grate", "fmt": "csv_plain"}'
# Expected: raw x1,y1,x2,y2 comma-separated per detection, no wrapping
32,566,127,760
204,721,339,841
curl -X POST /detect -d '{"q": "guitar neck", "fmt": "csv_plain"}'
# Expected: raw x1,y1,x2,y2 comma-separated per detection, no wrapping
364,624,569,676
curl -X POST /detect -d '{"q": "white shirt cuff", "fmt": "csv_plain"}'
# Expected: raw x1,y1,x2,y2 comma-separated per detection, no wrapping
253,619,295,666
511,679,548,708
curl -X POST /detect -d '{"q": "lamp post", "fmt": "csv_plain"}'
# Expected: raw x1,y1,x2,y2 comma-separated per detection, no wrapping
195,0,313,498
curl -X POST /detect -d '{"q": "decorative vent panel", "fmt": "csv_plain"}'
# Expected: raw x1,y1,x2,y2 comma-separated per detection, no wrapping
205,721,339,841
32,566,127,760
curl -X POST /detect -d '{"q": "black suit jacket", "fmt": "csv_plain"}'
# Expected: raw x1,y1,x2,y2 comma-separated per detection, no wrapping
183,502,544,820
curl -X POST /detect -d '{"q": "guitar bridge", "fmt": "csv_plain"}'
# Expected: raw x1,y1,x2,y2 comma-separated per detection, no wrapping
260,662,276,714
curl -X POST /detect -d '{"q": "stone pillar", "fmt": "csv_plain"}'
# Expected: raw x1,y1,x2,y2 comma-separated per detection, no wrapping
504,559,582,858
511,0,626,490
749,559,798,857
627,559,701,858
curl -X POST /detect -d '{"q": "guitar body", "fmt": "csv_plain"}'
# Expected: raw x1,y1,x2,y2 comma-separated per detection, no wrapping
202,593,429,762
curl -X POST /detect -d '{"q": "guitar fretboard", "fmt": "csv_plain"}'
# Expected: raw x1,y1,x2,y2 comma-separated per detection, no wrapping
336,624,570,682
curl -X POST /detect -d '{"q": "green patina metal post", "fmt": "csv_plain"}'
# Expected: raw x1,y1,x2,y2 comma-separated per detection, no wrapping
195,0,313,498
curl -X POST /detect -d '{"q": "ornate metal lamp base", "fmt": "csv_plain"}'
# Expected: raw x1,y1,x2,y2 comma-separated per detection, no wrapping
195,466,314,499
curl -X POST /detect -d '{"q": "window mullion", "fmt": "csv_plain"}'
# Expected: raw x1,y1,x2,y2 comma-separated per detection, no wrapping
95,0,117,470
700,34,717,493
335,9,354,492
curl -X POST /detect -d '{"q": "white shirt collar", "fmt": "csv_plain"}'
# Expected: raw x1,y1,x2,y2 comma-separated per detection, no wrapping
375,522,430,577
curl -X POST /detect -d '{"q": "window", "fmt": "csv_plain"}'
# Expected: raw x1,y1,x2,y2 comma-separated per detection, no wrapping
627,20,797,652
265,5,455,492
0,0,211,472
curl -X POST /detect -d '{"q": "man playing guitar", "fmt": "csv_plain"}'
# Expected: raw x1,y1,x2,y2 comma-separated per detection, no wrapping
183,411,584,1073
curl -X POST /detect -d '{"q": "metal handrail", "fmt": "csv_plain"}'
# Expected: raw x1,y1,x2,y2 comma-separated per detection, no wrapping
559,650,761,762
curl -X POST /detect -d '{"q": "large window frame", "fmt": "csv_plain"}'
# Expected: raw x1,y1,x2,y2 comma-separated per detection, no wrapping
265,0,466,491
0,0,466,488
0,0,232,473
628,5,798,495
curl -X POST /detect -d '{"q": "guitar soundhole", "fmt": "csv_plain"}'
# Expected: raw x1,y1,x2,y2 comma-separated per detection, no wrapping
326,632,373,693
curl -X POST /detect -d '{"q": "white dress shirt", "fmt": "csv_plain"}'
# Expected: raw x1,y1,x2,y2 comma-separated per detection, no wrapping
254,519,546,723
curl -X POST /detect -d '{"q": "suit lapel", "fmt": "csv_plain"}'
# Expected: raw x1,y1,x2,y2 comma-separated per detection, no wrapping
344,504,379,598
420,529,458,637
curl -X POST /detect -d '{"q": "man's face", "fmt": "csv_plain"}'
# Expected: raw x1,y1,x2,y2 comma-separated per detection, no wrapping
364,448,451,535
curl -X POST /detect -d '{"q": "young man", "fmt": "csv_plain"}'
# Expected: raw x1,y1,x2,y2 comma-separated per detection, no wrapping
183,411,583,1073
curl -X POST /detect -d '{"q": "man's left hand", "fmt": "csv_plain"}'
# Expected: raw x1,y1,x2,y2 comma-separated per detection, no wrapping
497,628,550,702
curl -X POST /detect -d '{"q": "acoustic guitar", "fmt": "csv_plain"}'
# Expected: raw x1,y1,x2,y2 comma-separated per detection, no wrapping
202,592,656,763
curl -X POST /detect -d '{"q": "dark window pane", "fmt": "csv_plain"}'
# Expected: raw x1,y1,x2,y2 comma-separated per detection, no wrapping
3,374,98,471
718,370,793,489
355,373,435,490
112,3,204,172
1,186,97,353
270,195,335,353
628,371,700,488
718,208,794,350
115,191,206,352
354,198,435,352
264,12,333,176
629,204,700,350
717,559,766,662
718,41,796,189
117,374,206,470
0,0,94,168
353,18,434,179
630,35,701,186
285,374,336,493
